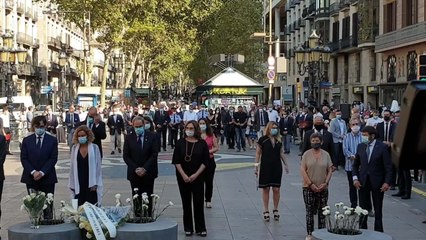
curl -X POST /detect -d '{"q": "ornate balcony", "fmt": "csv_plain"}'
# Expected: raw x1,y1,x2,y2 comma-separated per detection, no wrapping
376,21,426,52
339,0,351,11
17,32,34,47
330,2,340,16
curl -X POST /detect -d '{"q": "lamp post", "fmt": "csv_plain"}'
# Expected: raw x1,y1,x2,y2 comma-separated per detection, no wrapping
58,50,68,110
294,30,331,107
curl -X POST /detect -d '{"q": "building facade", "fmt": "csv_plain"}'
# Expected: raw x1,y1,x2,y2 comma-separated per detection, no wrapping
375,0,426,106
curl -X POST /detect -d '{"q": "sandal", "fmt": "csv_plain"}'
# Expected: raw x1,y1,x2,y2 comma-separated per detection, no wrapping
185,231,193,236
263,211,270,221
197,231,207,237
273,209,280,221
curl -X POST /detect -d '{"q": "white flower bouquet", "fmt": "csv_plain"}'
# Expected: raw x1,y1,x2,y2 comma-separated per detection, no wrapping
21,191,47,228
322,202,368,235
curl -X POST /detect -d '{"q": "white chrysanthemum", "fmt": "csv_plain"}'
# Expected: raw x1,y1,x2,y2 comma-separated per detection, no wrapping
322,210,331,216
133,194,138,199
133,188,139,192
343,206,348,210
115,193,121,199
169,201,174,206
354,206,363,215
30,193,36,198
47,193,54,199
362,210,369,215
338,214,344,220
43,204,47,210
142,204,149,210
344,210,352,215
86,232,93,239
40,192,46,197
126,198,131,203
322,206,330,211
20,204,26,211
79,223,85,229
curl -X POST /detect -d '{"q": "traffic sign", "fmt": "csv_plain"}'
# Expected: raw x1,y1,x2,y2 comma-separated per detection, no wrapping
267,70,275,80
41,86,53,94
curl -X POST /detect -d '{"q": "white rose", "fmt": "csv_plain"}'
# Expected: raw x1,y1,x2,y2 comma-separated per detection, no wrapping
47,193,54,199
79,223,85,229
115,193,121,199
86,232,93,239
133,188,139,192
133,194,139,199
126,198,131,203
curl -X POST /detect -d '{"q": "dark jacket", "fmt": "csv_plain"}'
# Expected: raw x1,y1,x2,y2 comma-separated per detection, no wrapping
153,110,170,130
20,133,58,185
107,114,125,135
302,128,335,158
79,119,107,158
279,116,295,135
46,114,59,135
254,110,269,131
375,121,396,142
64,112,80,131
352,140,393,189
123,131,159,182
0,135,6,181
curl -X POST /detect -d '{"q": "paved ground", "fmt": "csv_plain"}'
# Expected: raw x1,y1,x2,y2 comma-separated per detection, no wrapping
2,137,426,240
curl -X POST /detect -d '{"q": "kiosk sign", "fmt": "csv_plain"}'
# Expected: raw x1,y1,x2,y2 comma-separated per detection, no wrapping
212,88,248,95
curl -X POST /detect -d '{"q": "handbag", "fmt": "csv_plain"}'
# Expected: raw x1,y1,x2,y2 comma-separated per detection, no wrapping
298,120,308,129
5,133,11,141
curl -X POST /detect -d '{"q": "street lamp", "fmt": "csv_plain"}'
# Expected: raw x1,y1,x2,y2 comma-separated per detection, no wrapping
294,30,331,107
58,50,68,110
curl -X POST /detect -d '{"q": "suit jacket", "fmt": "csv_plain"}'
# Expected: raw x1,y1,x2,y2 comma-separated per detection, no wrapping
375,121,396,142
153,110,170,130
329,118,348,143
302,129,335,159
254,110,269,131
107,114,125,135
296,113,313,130
46,114,59,134
79,119,107,158
123,131,159,182
20,133,58,185
352,140,393,189
64,112,80,131
0,135,6,181
279,116,295,135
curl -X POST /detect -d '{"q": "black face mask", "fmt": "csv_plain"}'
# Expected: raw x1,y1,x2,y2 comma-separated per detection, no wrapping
383,116,391,121
314,124,324,131
311,143,321,149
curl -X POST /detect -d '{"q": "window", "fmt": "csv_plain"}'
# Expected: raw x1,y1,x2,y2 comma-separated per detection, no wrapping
384,2,397,33
404,0,418,27
342,17,350,39
356,53,361,82
344,55,349,84
333,58,338,84
332,21,339,43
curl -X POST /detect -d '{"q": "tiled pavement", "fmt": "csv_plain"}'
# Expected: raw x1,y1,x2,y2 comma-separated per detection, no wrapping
2,139,426,240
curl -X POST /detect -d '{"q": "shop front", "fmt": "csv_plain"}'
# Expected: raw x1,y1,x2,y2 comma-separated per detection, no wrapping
196,67,264,109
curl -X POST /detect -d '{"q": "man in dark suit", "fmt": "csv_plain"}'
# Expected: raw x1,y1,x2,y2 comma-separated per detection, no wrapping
297,107,314,155
223,107,236,149
301,115,334,161
64,105,80,150
353,126,392,232
153,104,170,151
20,115,58,219
79,107,107,158
279,110,294,154
45,106,59,135
254,105,269,139
123,116,159,217
107,107,125,155
375,109,401,193
0,133,6,223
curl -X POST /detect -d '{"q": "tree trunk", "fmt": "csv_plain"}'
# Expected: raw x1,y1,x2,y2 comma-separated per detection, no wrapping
100,52,113,108
124,48,141,88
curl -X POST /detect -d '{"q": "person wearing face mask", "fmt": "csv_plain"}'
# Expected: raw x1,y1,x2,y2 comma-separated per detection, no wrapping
255,122,289,222
225,107,236,149
254,104,269,139
20,116,58,219
107,106,125,155
68,126,103,206
297,107,314,156
301,116,334,165
376,110,401,195
366,110,383,127
328,109,348,170
45,106,59,135
342,118,364,208
79,108,107,158
352,126,392,232
279,110,295,154
172,120,209,237
169,107,182,149
199,119,219,208
123,116,159,217
266,105,279,123
300,132,333,240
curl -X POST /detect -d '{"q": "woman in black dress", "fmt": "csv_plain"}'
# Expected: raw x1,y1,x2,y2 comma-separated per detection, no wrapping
68,125,103,206
172,120,209,237
255,121,289,221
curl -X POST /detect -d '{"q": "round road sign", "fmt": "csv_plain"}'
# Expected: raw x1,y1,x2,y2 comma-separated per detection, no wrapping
267,70,275,80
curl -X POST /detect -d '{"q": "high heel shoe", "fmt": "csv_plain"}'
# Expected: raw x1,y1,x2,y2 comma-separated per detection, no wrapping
263,211,270,221
273,209,280,221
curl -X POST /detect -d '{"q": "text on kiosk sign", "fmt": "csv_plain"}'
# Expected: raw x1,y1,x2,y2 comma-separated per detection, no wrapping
212,88,248,95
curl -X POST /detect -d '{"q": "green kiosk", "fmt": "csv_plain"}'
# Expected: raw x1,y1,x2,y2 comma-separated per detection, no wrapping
196,67,264,109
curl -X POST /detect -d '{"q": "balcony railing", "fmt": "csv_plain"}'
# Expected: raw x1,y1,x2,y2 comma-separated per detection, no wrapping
330,2,339,16
329,41,340,52
339,0,350,10
316,7,330,19
5,0,15,11
340,37,352,49
48,37,62,48
308,3,316,15
350,0,358,5
17,3,25,14
50,62,61,71
17,32,34,46
18,64,37,76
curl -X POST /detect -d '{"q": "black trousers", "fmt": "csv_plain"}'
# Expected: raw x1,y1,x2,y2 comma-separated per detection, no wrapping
226,125,235,148
170,129,178,148
333,143,345,167
0,180,3,222
177,176,206,233
397,168,412,196
157,127,167,150
358,177,384,232
204,159,216,202
26,184,55,220
346,171,358,208
131,178,155,217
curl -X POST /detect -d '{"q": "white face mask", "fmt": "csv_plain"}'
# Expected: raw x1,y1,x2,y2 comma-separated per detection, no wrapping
351,125,360,133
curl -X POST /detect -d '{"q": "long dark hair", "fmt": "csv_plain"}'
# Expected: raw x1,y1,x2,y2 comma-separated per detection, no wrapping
198,118,213,137
185,120,201,139
143,116,155,132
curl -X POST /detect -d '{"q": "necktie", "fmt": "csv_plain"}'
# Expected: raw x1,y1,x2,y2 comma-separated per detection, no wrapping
384,123,389,141
137,135,143,149
70,113,74,127
36,136,42,149
174,115,176,123
260,112,264,126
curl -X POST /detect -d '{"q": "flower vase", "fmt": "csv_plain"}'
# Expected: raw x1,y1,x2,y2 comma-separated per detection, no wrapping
29,211,43,229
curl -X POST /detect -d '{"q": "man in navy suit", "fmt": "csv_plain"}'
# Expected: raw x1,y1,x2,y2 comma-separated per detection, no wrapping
20,115,58,219
123,116,159,217
153,104,170,151
107,106,125,155
352,126,392,232
64,105,80,150
45,106,59,135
